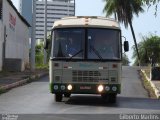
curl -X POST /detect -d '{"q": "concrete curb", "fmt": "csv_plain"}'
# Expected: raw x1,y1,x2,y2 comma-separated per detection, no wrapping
0,72,48,94
141,69,160,99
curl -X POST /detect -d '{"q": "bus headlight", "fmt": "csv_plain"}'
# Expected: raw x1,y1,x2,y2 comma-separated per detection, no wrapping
67,84,73,91
105,86,110,91
112,86,117,91
98,85,104,92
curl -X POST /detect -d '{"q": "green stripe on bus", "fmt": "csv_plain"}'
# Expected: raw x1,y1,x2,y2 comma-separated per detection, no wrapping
49,83,121,94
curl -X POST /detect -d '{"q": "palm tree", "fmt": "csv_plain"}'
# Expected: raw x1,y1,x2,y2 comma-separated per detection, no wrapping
144,0,160,6
132,35,160,65
103,0,144,65
144,0,160,16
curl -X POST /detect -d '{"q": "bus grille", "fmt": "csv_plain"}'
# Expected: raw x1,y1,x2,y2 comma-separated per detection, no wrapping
72,70,102,82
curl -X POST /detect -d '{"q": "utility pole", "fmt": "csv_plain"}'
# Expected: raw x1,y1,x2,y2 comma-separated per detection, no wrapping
31,0,36,71
43,0,47,64
114,13,117,21
74,0,75,16
67,0,69,16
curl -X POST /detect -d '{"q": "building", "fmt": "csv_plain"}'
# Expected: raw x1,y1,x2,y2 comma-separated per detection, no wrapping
0,0,30,71
19,0,32,37
19,0,75,42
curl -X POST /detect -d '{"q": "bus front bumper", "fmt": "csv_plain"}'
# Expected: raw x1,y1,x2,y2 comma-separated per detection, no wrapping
49,83,121,94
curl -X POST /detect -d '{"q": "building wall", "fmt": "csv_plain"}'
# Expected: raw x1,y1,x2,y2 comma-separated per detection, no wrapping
0,0,30,71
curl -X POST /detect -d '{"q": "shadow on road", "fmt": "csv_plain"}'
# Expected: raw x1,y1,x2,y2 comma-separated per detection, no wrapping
65,95,118,107
65,95,160,110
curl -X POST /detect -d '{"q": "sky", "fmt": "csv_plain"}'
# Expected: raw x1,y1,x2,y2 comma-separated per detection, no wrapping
12,0,160,65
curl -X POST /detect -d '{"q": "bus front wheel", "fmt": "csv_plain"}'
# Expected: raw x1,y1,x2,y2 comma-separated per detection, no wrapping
55,93,63,102
101,93,117,103
108,93,117,103
64,93,71,98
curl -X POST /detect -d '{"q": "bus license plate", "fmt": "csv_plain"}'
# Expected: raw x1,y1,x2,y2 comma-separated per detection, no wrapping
80,86,91,90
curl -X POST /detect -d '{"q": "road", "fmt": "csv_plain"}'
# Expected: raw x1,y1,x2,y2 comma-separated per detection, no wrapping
0,66,160,116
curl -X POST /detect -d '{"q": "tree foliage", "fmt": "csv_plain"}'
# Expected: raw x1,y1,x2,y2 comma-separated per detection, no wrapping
103,0,144,65
46,35,52,59
132,34,160,65
122,53,130,66
143,0,160,16
103,0,144,28
35,44,43,54
144,0,160,4
35,43,44,66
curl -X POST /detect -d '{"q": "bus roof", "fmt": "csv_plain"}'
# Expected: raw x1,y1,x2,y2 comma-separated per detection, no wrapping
53,16,120,29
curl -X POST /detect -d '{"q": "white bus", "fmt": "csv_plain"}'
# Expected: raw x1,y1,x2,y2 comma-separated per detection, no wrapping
45,16,129,103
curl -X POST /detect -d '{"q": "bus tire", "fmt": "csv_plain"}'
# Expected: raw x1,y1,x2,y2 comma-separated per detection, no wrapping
101,93,107,99
64,93,71,98
108,93,117,103
55,93,63,102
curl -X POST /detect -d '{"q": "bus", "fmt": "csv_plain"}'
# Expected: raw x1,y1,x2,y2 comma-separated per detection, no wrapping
45,16,129,103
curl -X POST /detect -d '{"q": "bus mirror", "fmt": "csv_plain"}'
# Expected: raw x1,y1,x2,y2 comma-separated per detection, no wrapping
44,39,49,49
124,41,129,52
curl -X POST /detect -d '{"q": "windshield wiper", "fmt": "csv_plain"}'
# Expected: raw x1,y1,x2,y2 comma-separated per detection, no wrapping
90,46,103,60
69,49,84,59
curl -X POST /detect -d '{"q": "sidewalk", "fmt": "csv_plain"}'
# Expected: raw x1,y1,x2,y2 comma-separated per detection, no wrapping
0,69,48,94
141,69,160,99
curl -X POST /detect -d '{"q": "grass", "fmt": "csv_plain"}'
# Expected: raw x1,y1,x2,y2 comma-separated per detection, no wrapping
0,88,6,94
140,71,157,99
36,64,49,69
35,55,49,70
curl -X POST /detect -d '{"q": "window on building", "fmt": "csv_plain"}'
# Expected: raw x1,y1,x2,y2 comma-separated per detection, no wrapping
0,0,2,19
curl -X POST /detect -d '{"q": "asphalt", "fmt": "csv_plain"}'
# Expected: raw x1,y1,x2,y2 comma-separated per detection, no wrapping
0,69,48,92
0,66,160,115
121,66,148,98
0,66,160,120
1,66,159,99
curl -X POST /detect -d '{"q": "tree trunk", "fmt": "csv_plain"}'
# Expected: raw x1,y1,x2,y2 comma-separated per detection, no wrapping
114,13,117,21
129,21,140,66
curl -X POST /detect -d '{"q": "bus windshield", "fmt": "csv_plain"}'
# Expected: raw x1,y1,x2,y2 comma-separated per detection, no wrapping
51,28,121,60
88,29,121,60
52,28,85,59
